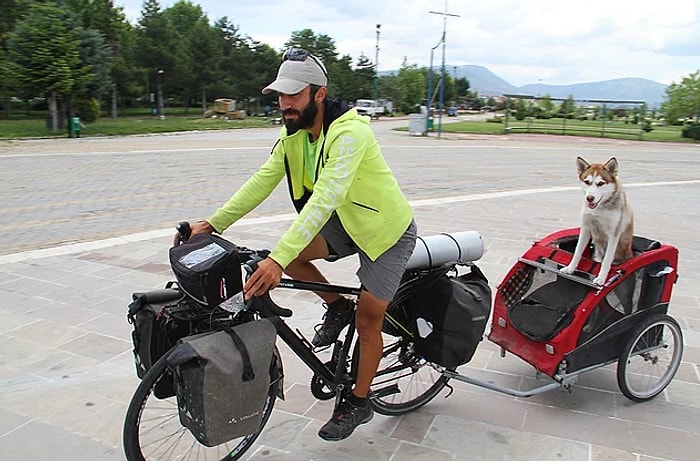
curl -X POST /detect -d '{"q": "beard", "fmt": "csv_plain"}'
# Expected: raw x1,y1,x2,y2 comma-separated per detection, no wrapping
283,96,318,135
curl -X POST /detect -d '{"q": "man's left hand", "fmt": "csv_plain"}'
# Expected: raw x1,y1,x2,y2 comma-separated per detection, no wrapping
244,258,283,300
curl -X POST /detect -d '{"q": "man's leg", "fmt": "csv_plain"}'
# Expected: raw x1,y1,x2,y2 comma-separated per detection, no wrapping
285,234,354,347
352,290,389,399
284,234,342,305
317,290,386,441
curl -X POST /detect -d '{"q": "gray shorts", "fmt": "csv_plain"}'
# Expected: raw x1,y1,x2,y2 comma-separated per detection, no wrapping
320,214,417,302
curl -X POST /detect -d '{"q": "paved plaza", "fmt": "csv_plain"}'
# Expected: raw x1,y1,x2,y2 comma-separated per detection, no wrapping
0,123,699,460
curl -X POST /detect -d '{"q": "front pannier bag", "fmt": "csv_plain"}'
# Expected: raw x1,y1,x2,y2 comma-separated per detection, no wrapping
169,233,242,308
167,319,277,447
127,283,187,398
411,265,492,368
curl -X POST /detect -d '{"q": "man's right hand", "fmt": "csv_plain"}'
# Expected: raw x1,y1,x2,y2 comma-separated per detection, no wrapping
172,220,214,246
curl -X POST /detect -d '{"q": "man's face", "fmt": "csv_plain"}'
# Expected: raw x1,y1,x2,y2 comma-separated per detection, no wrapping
279,86,318,135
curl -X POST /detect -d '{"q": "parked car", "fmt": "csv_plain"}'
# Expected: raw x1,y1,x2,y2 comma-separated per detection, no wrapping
447,106,458,117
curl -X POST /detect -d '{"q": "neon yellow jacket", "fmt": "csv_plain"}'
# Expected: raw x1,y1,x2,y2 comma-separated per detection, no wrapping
207,105,413,269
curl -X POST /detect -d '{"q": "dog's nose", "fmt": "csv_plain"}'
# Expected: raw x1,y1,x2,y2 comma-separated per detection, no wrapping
586,195,595,203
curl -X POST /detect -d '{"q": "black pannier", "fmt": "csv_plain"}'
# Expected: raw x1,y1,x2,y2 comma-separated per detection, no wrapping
169,233,242,308
167,319,277,447
127,283,188,398
409,265,492,368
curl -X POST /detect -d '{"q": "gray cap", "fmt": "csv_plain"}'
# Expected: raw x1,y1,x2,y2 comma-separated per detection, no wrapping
262,54,328,95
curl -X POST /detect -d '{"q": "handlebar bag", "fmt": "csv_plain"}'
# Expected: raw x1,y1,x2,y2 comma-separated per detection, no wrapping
127,283,188,398
410,265,492,368
167,319,277,447
169,233,242,308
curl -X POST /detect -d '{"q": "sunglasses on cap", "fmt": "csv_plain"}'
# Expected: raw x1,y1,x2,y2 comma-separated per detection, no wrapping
282,47,328,79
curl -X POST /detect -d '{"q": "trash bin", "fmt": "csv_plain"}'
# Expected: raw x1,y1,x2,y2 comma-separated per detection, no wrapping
408,114,428,136
427,117,434,131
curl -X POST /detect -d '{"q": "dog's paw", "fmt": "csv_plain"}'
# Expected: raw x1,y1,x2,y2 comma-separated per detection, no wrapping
560,264,576,275
592,275,606,286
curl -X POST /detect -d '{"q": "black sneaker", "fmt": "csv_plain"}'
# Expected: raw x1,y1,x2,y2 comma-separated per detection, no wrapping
318,398,374,441
311,300,353,347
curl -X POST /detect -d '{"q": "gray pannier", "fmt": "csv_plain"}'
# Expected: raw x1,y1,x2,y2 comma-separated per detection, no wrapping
167,319,277,446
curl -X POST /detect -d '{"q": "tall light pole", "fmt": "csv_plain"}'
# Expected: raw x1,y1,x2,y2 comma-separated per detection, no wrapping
429,2,460,138
373,24,381,117
157,69,165,120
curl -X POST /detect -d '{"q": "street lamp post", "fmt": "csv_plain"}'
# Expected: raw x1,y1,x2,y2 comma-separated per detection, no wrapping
373,24,381,118
157,69,165,120
429,2,460,138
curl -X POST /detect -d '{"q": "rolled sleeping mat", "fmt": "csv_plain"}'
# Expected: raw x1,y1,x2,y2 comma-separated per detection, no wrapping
405,231,484,270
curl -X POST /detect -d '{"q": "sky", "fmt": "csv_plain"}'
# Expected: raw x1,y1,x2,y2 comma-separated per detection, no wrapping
117,0,700,87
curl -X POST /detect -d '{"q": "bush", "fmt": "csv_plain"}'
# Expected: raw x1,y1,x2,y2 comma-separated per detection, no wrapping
681,123,700,141
74,98,100,122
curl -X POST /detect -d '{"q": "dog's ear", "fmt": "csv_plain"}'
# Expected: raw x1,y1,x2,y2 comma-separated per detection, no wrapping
604,157,619,178
576,157,590,175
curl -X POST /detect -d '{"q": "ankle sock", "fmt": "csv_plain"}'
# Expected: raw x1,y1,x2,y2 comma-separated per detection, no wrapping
328,297,351,312
347,392,368,407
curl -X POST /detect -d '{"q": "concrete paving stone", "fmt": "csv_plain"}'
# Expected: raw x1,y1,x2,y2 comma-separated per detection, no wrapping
0,408,31,436
254,410,313,451
418,387,527,432
245,445,309,460
1,419,123,461
0,309,39,334
522,403,636,452
8,318,83,348
591,445,637,461
21,299,105,326
663,379,700,406
628,420,700,461
282,418,400,461
57,330,131,361
390,410,436,444
78,311,133,339
390,441,457,460
522,383,618,417
614,392,700,433
424,414,589,461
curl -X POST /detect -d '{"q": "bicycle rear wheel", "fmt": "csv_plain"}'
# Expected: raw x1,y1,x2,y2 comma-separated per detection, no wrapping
123,348,278,461
356,335,449,416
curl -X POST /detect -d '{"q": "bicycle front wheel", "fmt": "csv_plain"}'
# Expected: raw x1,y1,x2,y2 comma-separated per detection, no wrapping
123,348,278,461
355,335,449,416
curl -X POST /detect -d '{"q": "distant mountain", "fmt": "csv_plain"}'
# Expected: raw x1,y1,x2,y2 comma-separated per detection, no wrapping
453,65,667,108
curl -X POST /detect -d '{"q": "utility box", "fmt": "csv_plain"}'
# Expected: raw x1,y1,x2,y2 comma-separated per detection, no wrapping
408,114,428,136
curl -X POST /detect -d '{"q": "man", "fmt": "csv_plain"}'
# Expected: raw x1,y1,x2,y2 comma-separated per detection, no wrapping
185,48,416,441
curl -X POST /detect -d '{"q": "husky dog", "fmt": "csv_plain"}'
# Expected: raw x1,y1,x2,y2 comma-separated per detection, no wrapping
561,157,634,286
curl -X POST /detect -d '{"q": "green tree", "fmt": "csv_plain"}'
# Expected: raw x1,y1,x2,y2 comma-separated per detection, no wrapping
6,2,94,130
136,0,183,118
663,70,700,125
397,59,425,113
0,0,32,119
558,95,576,119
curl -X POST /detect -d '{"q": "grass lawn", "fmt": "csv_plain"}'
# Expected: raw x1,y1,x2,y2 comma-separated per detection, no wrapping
0,114,274,139
0,112,696,144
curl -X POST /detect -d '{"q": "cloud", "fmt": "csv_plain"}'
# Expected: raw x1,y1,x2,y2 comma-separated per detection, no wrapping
116,0,700,86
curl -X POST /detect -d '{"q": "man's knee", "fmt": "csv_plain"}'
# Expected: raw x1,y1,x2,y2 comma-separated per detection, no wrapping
355,293,388,337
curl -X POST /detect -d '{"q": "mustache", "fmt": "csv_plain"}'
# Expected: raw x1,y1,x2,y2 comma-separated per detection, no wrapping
282,108,301,117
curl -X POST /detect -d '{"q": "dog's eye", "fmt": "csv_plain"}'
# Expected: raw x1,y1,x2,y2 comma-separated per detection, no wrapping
583,179,592,186
596,181,605,187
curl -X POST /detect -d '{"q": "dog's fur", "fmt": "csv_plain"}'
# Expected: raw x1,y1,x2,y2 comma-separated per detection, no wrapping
560,156,634,286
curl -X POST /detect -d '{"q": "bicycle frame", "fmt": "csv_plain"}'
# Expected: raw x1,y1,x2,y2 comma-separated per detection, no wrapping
254,278,363,392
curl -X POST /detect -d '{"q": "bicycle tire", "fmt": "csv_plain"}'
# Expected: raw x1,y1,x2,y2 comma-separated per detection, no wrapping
617,313,683,402
354,335,449,416
123,347,278,461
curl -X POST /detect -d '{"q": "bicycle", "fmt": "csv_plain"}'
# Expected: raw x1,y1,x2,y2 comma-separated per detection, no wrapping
122,227,481,461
